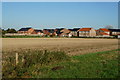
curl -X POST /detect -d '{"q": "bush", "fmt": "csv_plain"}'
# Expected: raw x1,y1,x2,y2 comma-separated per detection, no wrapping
2,50,70,78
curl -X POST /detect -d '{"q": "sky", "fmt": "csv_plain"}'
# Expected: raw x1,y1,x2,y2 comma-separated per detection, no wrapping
0,2,2,28
1,0,120,2
2,2,118,30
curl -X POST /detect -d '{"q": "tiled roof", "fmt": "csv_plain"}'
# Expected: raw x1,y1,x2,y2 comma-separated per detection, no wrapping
108,29,120,32
99,32,109,35
43,29,55,33
99,28,110,32
18,27,32,31
69,28,80,31
79,28,91,31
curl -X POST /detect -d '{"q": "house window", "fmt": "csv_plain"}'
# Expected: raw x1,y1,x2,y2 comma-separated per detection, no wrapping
82,31,85,33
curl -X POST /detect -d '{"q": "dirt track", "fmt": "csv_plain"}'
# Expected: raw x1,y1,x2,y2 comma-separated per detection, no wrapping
2,38,119,55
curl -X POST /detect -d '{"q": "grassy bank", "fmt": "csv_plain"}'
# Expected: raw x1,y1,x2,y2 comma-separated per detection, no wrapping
2,36,42,38
2,35,117,39
2,49,119,78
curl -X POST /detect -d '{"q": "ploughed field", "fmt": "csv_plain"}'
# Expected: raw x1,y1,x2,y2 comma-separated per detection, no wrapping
2,38,118,55
2,38,119,78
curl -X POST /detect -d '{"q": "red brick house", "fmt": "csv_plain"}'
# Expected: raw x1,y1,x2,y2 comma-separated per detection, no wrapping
18,27,35,34
97,28,110,36
43,29,57,36
34,30,44,36
57,28,71,37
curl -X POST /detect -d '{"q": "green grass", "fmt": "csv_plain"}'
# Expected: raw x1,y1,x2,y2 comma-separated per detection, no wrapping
2,35,117,39
2,49,119,78
2,35,66,38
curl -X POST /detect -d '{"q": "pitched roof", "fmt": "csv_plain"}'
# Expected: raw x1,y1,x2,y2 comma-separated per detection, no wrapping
99,32,109,35
60,28,71,34
56,28,64,30
55,28,64,34
43,29,55,33
69,28,80,31
108,29,120,32
18,27,32,31
95,30,99,32
99,28,110,32
79,28,92,31
34,30,43,33
55,28,64,31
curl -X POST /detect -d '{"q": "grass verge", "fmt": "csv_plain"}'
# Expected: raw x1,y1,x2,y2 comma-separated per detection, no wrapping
2,49,119,78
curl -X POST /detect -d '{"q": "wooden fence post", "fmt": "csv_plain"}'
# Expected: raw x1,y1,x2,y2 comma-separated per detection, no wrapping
16,53,18,65
22,55,25,63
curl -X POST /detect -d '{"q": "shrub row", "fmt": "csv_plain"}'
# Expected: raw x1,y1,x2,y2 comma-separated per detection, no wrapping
2,50,70,78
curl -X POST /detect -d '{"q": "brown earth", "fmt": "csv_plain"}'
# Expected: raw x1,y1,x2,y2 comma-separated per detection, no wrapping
2,38,119,55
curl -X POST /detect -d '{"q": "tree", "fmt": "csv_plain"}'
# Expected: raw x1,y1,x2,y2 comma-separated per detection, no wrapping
105,25,113,29
0,28,2,36
6,28,17,33
2,29,7,34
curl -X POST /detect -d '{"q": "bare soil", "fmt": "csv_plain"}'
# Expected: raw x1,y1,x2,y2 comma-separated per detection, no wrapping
2,38,119,55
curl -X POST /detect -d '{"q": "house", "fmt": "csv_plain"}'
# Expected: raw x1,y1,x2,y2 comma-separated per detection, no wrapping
78,28,96,37
18,27,35,34
118,34,120,38
97,28,110,37
57,28,71,37
97,32,110,37
69,28,80,37
108,29,120,36
55,28,64,36
43,29,50,35
34,30,44,36
43,29,57,36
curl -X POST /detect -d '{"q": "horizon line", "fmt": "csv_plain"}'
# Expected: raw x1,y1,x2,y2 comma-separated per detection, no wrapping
1,26,119,30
